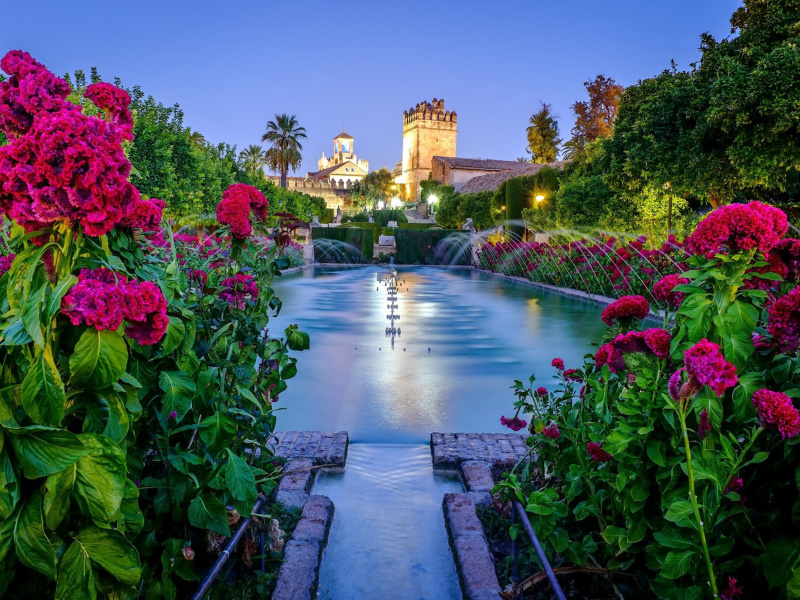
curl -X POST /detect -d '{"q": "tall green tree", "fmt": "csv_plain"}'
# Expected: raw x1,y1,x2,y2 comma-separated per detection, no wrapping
526,103,561,163
568,74,624,155
262,114,306,188
239,144,266,177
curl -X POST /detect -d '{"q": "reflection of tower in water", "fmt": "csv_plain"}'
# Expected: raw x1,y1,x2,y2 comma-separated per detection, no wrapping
383,270,401,349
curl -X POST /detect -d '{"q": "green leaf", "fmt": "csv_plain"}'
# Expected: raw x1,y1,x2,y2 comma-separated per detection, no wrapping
0,447,20,520
55,541,96,600
22,283,47,349
76,525,141,585
117,479,144,537
664,500,694,525
787,565,800,600
160,316,185,356
647,439,667,467
69,329,128,389
660,549,694,579
0,515,14,563
525,491,555,516
74,434,126,523
223,450,256,503
46,274,77,322
9,426,88,479
199,413,237,457
762,536,800,588
159,371,195,423
721,330,754,369
21,345,65,427
14,491,57,579
724,300,759,333
188,493,229,536
286,326,310,351
43,464,76,530
96,390,129,443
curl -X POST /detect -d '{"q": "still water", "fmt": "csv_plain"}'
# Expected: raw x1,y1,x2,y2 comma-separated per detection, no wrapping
270,267,606,599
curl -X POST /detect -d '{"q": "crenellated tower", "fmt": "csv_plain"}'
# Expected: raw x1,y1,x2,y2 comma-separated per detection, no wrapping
397,98,457,200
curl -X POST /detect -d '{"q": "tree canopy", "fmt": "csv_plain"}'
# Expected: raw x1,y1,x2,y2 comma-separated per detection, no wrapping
526,102,561,163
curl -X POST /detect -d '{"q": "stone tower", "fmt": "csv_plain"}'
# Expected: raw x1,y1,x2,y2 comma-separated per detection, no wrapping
398,98,457,200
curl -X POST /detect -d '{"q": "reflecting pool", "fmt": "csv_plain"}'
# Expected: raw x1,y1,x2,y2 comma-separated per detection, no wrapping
270,266,606,600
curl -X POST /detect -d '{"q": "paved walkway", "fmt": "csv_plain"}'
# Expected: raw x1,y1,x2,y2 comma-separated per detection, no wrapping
269,430,349,467
431,432,530,473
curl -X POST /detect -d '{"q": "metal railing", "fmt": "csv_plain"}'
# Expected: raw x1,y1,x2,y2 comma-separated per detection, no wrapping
510,499,567,600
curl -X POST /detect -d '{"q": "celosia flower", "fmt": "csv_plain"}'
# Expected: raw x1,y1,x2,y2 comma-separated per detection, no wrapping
84,82,133,139
744,250,788,291
653,274,689,308
536,387,548,397
766,287,800,353
724,477,743,495
551,358,564,371
121,197,165,231
720,576,744,600
215,183,269,239
773,238,800,282
598,329,671,373
219,273,259,309
500,415,527,432
685,201,788,258
698,408,711,439
601,295,650,326
187,269,208,286
61,268,127,331
586,441,612,462
0,254,14,276
542,424,560,439
122,281,169,345
563,368,582,382
683,339,738,396
751,389,800,439
168,411,178,421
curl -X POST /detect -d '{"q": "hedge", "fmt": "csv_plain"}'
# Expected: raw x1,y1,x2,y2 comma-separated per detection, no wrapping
372,209,408,226
398,223,437,230
395,229,471,265
312,226,373,263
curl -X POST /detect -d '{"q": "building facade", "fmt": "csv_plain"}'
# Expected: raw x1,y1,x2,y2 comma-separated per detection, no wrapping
395,99,458,200
306,131,369,189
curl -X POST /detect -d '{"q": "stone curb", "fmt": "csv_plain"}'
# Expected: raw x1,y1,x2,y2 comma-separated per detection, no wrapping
431,432,529,477
272,495,335,600
443,492,502,600
274,458,314,510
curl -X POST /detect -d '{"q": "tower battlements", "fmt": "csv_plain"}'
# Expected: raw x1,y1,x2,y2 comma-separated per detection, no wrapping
403,98,457,127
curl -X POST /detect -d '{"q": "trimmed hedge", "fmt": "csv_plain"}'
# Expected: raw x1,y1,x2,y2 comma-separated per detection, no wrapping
398,222,437,230
312,226,373,263
373,209,408,226
395,229,471,265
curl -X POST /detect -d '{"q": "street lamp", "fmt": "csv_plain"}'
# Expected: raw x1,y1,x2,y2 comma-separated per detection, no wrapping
535,194,545,203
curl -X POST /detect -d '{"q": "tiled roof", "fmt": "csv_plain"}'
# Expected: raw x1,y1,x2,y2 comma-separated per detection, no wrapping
433,156,537,171
457,161,566,194
333,131,354,140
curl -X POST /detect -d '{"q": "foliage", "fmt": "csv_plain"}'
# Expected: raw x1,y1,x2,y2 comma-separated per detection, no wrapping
261,114,306,189
567,74,624,158
0,52,309,599
497,202,800,599
239,145,266,177
311,226,373,263
394,229,470,265
526,102,561,163
349,168,395,208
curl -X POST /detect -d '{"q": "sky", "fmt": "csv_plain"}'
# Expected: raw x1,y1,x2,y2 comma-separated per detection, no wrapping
3,0,742,175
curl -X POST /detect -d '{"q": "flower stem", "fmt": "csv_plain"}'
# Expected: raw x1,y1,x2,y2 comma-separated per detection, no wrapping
679,410,718,597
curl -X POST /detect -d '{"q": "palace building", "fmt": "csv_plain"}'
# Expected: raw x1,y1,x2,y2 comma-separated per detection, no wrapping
306,131,369,189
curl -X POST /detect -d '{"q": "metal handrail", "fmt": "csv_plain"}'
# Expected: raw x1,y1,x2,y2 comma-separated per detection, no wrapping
511,499,567,600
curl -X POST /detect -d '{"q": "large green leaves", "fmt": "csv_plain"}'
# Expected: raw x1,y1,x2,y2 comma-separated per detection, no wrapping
9,426,88,479
14,491,57,579
44,464,76,530
0,446,20,519
223,450,256,509
21,345,65,427
188,493,229,536
69,329,128,389
55,541,96,600
160,316,185,356
74,434,126,523
199,413,237,457
75,526,141,585
159,371,195,422
286,325,310,351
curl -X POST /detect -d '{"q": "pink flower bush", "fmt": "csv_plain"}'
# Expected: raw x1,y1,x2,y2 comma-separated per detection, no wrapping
766,287,800,353
587,441,612,462
653,274,689,308
551,357,564,371
219,273,259,308
500,415,527,432
121,197,165,231
84,82,133,139
685,201,788,258
751,389,800,439
215,183,269,239
542,424,561,439
601,295,650,326
123,280,169,345
683,339,738,396
595,328,671,373
563,368,582,382
772,238,800,282
0,254,14,276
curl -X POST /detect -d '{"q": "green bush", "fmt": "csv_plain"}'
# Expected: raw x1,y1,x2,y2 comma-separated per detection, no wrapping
372,209,408,226
398,223,437,230
395,229,470,265
312,226,373,263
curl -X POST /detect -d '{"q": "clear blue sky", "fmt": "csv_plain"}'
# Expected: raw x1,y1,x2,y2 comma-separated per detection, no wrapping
4,0,742,175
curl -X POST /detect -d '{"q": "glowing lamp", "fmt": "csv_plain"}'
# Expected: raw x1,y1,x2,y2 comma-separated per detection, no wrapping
535,195,545,203
428,195,438,204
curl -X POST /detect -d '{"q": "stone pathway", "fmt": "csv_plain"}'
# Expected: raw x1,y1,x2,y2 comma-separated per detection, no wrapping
431,432,530,474
268,430,349,467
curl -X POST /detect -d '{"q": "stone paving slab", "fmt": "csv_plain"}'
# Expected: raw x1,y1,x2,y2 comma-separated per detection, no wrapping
431,432,529,475
272,495,335,600
275,459,314,510
269,430,349,468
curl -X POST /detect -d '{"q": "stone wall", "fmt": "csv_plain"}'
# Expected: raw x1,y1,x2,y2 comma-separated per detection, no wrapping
265,176,349,209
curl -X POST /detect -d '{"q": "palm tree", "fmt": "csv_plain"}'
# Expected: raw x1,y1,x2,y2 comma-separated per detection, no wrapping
262,114,306,188
187,130,206,146
239,144,266,176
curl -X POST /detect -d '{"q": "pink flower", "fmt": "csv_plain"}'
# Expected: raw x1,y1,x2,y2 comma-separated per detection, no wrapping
563,368,582,382
653,274,689,308
751,389,800,439
720,577,744,600
500,415,527,432
586,441,612,462
84,82,133,139
215,183,269,239
121,197,165,231
773,238,800,282
724,477,743,495
536,387,548,397
122,281,169,345
766,287,800,353
698,408,711,439
0,254,14,276
685,201,788,258
187,269,208,286
542,424,561,439
551,358,564,371
168,410,178,421
601,295,650,326
219,273,259,309
600,329,672,373
683,339,738,396
61,270,126,331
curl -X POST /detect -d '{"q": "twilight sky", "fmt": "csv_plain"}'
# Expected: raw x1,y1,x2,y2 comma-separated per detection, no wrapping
4,0,742,175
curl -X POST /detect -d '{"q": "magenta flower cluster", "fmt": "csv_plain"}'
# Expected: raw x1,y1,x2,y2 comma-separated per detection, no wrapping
601,295,650,326
683,338,738,397
500,415,527,432
120,197,165,231
751,389,800,439
586,441,612,462
61,268,168,345
542,424,561,439
215,183,269,239
218,273,259,309
685,201,788,259
0,254,14,276
653,274,689,308
766,287,800,353
595,328,671,373
84,82,133,139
